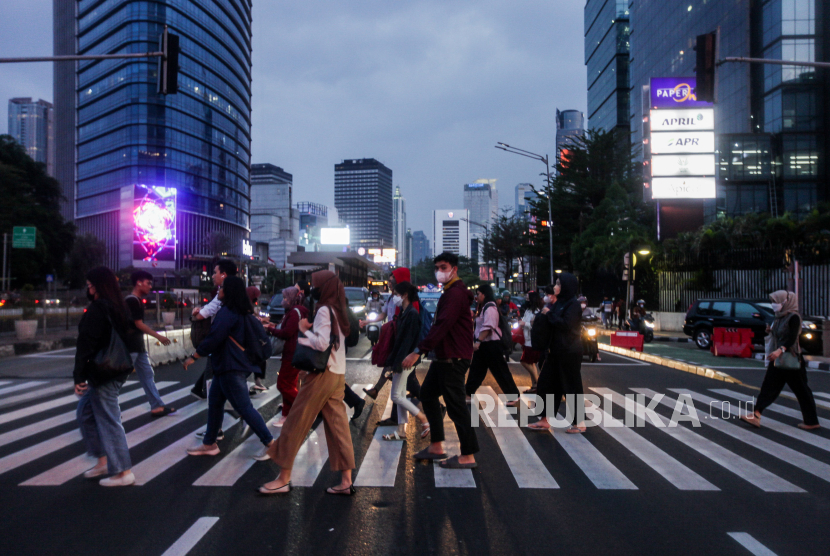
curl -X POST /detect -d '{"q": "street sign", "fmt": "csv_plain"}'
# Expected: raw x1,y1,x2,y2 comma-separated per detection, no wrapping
12,227,36,249
46,274,54,283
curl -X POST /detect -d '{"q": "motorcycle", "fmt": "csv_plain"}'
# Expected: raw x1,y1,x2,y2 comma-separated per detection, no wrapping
581,314,600,362
365,312,380,346
625,312,655,343
511,318,524,351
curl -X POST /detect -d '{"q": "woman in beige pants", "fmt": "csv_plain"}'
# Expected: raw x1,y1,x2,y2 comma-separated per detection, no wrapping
259,270,356,495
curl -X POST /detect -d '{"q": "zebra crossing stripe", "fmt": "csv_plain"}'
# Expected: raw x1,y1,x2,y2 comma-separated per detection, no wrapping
727,532,778,556
0,382,74,410
593,388,803,493
0,386,192,477
673,389,830,454
478,386,558,489
161,517,220,556
433,408,477,488
354,396,403,487
814,392,830,400
710,389,830,428
650,389,830,483
551,423,638,490
0,381,178,449
0,380,137,427
0,381,10,386
0,381,47,398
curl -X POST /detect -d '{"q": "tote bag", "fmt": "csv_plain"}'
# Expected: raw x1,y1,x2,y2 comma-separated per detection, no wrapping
292,307,336,373
90,312,134,383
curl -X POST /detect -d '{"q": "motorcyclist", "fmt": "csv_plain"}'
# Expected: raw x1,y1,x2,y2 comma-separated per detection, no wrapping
579,296,595,319
365,290,384,317
499,291,519,318
629,299,646,332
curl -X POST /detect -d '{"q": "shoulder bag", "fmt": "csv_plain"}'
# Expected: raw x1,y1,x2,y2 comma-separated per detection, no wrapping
292,307,336,373
773,314,802,370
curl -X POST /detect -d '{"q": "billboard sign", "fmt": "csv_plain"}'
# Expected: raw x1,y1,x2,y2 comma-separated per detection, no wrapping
133,184,176,266
320,227,350,245
650,77,713,109
650,108,714,132
651,154,716,177
368,248,396,264
650,131,715,154
651,177,716,199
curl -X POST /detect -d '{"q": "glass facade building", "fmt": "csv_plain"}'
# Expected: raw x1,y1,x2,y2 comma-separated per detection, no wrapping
334,158,393,248
555,108,585,174
7,98,54,176
393,186,407,266
65,0,252,270
585,0,630,131
411,230,430,264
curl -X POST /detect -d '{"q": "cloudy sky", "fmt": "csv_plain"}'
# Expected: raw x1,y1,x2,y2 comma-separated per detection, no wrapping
1,1,587,241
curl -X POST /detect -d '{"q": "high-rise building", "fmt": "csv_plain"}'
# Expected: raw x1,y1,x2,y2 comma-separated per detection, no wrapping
334,158,393,249
393,186,407,266
8,98,54,176
556,108,585,172
54,0,75,222
584,1,630,132
250,164,298,268
627,0,827,222
515,183,535,219
433,209,469,258
296,201,332,252
57,1,253,271
405,228,413,267
412,230,430,264
463,180,498,262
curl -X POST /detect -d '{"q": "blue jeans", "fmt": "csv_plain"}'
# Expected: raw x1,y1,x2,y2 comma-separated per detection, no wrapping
76,380,132,474
204,371,273,446
131,352,164,410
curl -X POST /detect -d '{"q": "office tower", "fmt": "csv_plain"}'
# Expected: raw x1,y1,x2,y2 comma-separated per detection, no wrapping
556,108,585,172
53,0,75,222
412,230,430,264
463,180,498,262
515,183,535,219
584,0,630,132
433,209,469,258
393,186,407,266
58,1,252,271
250,164,298,268
405,228,413,267
296,201,329,252
334,158,393,249
8,98,54,176
626,0,827,222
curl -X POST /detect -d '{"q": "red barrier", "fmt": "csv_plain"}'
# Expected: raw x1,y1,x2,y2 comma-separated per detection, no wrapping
611,331,644,352
711,327,753,358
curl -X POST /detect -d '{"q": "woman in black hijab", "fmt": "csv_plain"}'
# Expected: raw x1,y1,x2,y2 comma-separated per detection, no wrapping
528,272,585,433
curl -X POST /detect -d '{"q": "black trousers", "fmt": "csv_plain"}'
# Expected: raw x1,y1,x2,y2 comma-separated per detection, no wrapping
421,359,478,455
756,362,819,426
465,341,520,397
370,366,422,423
192,358,214,396
343,383,362,409
537,351,584,424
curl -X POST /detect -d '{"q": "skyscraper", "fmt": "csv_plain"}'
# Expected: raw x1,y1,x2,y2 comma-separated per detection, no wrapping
334,158,393,249
463,180,498,262
433,210,469,258
393,186,407,266
412,230,430,264
584,0,630,132
556,108,584,172
250,164,298,268
53,0,75,222
7,98,54,176
515,183,534,219
57,1,253,271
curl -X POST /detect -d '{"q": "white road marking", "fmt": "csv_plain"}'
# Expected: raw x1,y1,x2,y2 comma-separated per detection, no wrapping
550,422,638,490
638,388,830,485
727,532,778,556
21,347,77,357
161,517,220,556
712,389,830,428
433,408,477,488
0,381,47,397
593,388,802,493
0,382,68,409
354,396,403,487
0,381,136,426
814,392,830,400
479,386,558,489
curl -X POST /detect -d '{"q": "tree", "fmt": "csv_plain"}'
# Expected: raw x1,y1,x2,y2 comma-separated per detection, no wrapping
481,212,529,285
68,234,107,288
0,135,75,288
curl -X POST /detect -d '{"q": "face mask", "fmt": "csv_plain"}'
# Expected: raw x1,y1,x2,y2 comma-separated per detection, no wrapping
311,288,322,301
86,289,95,302
543,296,551,304
392,295,402,307
435,270,452,284
771,302,783,312
581,304,587,310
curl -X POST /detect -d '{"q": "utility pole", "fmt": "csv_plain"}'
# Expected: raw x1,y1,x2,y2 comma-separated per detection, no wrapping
1,233,7,292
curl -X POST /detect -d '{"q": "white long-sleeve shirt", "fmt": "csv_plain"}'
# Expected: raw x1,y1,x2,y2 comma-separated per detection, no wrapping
199,293,222,320
297,306,346,375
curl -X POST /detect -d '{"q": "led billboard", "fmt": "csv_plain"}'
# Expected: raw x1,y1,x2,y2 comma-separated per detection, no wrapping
133,184,176,266
651,154,716,177
650,131,715,154
650,77,714,109
651,177,716,199
650,108,714,132
320,227,350,245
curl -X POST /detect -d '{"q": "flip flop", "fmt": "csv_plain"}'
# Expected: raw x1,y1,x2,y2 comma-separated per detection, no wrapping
150,406,177,418
382,431,404,441
566,426,586,434
420,424,431,439
414,448,447,461
326,484,356,495
253,385,268,391
527,422,550,431
740,415,761,428
439,455,478,469
797,423,821,430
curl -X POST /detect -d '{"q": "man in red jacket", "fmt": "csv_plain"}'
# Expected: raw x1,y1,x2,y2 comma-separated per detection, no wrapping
402,252,477,468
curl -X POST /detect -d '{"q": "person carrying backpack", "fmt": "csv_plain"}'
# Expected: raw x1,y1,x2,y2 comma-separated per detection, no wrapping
464,284,521,406
183,276,273,457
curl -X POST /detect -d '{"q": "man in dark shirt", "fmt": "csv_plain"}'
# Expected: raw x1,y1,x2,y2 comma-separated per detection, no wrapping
402,252,477,468
127,271,176,417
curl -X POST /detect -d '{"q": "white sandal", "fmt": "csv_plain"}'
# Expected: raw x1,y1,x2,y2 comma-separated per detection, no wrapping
382,431,405,441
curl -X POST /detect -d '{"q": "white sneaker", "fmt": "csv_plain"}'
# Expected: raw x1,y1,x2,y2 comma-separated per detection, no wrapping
99,472,135,487
187,443,220,456
83,465,108,479
252,447,271,461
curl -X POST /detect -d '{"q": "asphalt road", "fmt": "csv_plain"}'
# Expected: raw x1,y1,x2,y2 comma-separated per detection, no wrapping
1,334,829,555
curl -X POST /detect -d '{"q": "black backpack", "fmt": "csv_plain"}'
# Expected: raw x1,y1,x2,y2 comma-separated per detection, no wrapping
530,309,552,352
346,309,360,348
484,302,513,355
237,313,273,366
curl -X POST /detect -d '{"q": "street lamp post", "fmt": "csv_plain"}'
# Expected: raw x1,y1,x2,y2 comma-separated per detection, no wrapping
495,143,554,284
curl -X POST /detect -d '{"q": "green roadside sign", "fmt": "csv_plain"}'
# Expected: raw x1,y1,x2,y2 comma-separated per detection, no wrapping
12,226,36,249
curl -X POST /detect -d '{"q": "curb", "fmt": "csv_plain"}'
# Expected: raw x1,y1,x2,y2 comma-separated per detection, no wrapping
0,337,77,359
598,329,692,343
597,343,744,385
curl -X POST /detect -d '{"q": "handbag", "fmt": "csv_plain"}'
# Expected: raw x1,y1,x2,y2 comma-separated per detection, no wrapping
190,317,212,347
270,308,302,356
292,307,336,373
90,312,134,383
774,351,801,370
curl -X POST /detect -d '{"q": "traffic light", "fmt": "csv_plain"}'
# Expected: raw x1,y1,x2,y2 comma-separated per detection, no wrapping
157,27,179,94
695,31,717,103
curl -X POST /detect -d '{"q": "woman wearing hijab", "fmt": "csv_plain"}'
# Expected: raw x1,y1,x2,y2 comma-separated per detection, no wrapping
528,273,586,433
520,291,543,394
265,286,309,426
465,284,521,406
260,270,356,495
741,290,820,430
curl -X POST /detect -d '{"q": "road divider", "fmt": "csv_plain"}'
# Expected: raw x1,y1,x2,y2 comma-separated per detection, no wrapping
597,342,743,384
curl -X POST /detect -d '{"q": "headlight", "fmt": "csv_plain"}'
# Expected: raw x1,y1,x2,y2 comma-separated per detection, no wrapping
351,305,364,313
511,322,520,329
368,312,378,320
587,328,596,337
804,333,813,340
645,321,655,328
803,323,817,330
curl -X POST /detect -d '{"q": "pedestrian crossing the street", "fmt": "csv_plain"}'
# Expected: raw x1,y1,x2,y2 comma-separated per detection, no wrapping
0,377,829,498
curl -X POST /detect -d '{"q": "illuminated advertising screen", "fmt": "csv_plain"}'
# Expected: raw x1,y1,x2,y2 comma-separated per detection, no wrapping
650,131,715,154
320,227,350,245
367,248,396,264
651,154,716,177
651,177,716,199
650,108,714,132
133,184,176,266
650,77,713,109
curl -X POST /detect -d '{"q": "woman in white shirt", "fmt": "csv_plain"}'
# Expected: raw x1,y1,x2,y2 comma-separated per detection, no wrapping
260,270,356,496
520,291,544,394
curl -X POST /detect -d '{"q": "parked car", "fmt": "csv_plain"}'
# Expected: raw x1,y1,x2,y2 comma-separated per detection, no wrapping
345,287,369,318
